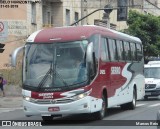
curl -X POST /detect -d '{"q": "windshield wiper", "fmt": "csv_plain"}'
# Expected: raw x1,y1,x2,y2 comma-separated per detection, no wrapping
54,70,70,89
38,63,53,89
38,62,70,90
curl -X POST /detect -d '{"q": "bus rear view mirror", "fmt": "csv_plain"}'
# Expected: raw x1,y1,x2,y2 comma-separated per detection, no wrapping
11,46,24,67
86,42,93,62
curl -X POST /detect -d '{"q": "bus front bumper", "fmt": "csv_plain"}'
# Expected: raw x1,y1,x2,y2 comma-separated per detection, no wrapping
23,96,102,117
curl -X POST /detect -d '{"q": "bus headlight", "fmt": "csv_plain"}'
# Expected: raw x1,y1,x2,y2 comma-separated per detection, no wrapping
23,96,31,102
71,89,92,101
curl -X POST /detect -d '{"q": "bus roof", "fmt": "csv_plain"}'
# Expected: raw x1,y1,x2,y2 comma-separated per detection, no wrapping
27,25,142,43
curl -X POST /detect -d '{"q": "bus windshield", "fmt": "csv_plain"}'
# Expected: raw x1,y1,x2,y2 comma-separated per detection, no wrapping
144,67,160,79
23,40,89,90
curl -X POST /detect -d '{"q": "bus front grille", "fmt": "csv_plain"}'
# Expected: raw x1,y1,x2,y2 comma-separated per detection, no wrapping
31,98,74,104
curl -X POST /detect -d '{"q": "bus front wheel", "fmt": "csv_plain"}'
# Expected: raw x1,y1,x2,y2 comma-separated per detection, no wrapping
93,94,107,120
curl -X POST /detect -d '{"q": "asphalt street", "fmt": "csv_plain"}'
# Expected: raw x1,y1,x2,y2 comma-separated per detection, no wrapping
0,97,160,129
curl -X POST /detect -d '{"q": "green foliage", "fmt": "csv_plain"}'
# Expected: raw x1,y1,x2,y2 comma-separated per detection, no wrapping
123,10,160,60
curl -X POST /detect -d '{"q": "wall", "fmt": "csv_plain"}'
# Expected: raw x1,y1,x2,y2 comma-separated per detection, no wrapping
63,0,81,26
0,3,28,69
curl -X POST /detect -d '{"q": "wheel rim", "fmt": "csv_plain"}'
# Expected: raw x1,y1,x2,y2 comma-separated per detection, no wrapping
133,91,136,106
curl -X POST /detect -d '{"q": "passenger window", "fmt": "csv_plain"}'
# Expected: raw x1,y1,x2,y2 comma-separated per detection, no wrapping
116,40,124,61
136,44,143,61
108,39,118,61
124,41,131,61
130,43,136,61
101,38,109,62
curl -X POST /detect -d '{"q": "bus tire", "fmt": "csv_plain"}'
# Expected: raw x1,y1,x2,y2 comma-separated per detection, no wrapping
127,88,137,110
121,88,136,110
42,116,54,121
93,94,107,120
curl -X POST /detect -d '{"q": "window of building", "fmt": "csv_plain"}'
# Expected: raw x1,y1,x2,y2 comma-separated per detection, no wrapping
42,5,46,25
129,0,134,7
75,12,79,23
66,9,70,26
31,2,36,24
51,15,53,25
47,12,51,24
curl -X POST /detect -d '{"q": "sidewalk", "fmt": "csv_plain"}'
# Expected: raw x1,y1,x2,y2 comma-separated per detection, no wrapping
0,96,23,108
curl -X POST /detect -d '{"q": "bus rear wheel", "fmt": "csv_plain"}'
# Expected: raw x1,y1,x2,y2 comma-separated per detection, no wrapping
93,94,107,120
121,88,136,110
128,88,136,109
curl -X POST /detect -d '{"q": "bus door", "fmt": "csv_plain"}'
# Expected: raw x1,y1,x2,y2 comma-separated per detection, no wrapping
100,37,112,97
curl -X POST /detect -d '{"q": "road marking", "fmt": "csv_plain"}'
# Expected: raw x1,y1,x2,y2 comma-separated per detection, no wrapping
136,103,146,107
148,103,160,107
0,107,23,114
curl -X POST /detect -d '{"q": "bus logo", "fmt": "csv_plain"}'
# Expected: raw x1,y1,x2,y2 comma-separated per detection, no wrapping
39,93,54,99
100,70,106,74
111,67,121,75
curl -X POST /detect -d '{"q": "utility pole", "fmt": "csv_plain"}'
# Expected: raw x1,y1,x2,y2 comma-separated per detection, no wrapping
81,0,88,25
102,4,113,28
71,5,114,26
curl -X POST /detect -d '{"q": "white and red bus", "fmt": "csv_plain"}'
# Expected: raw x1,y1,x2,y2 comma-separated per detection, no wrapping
11,25,145,120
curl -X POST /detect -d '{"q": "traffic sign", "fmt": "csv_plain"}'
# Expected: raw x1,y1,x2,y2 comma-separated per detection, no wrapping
0,22,4,32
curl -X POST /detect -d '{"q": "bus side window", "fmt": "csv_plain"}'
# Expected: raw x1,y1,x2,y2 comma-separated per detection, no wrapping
130,43,136,61
101,37,109,62
108,39,118,61
124,41,131,61
136,44,143,61
116,40,124,61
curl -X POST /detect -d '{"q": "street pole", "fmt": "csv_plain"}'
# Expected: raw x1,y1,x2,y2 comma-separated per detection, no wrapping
102,12,110,28
70,6,117,26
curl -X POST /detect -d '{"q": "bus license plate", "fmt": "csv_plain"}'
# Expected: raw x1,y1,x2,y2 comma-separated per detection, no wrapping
145,92,151,95
48,107,60,112
41,114,51,116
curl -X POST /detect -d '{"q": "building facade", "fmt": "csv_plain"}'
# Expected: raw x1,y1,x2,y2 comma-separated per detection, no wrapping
83,0,160,30
0,0,160,69
0,0,82,69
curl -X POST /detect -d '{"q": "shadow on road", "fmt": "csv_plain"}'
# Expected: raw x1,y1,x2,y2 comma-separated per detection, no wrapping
41,107,128,126
140,96,160,101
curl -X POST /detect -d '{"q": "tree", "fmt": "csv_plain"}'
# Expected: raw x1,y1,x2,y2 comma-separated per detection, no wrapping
123,10,160,63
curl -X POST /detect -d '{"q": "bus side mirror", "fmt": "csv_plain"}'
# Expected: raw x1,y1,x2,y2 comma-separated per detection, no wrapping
11,46,24,67
86,42,93,63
